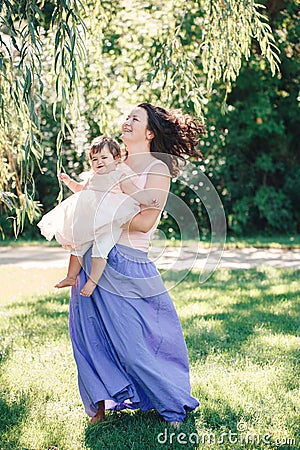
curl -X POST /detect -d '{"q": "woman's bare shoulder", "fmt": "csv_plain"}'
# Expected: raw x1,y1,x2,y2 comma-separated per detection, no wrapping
148,159,170,176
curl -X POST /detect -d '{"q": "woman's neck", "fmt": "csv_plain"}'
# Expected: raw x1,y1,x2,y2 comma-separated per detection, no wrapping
125,145,154,171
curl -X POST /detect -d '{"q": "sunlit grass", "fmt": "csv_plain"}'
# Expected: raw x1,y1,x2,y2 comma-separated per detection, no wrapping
153,233,300,249
0,238,59,247
2,233,300,249
225,234,300,249
0,266,299,449
0,266,66,305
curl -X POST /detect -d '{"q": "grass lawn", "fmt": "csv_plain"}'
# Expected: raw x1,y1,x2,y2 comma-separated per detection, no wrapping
0,266,299,449
153,234,300,249
1,233,300,249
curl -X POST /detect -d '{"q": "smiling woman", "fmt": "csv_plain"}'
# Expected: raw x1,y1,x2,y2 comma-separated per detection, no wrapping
69,103,206,426
122,103,205,178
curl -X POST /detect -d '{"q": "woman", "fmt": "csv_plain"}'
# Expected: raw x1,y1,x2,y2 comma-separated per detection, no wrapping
69,103,205,425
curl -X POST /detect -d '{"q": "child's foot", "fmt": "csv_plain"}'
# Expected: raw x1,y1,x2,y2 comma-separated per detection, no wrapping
90,401,105,424
80,279,97,297
55,277,76,288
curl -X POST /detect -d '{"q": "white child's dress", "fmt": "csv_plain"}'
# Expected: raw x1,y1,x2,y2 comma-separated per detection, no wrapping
37,163,140,257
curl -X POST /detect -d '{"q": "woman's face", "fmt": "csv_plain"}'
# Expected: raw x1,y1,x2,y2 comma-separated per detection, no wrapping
121,106,152,146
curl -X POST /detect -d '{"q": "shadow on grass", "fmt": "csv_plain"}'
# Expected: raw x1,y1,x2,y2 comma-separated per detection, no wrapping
0,392,30,450
167,268,300,366
163,266,300,289
85,409,198,450
183,291,300,360
1,267,299,449
1,291,70,346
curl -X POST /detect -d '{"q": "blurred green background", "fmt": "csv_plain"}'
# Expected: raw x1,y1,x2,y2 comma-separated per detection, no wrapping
0,1,299,241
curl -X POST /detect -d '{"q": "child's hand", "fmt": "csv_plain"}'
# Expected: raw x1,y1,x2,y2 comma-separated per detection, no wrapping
58,173,71,185
149,198,160,208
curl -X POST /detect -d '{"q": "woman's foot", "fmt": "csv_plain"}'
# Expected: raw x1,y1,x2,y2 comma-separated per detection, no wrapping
90,401,105,424
169,421,181,428
80,279,97,297
55,276,76,288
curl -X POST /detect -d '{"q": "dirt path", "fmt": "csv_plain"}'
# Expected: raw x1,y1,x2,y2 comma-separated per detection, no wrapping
1,245,300,271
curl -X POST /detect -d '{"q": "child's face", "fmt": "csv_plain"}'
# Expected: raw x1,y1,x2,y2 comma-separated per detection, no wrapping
90,145,116,173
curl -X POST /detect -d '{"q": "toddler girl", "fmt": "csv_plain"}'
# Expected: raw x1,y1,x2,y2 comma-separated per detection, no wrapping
37,136,158,296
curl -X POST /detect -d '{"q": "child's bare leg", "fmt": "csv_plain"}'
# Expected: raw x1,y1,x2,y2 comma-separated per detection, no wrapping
55,254,82,288
90,400,106,424
80,257,107,297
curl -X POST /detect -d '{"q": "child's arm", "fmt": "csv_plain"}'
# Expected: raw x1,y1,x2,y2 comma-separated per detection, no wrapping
58,173,85,193
120,177,159,208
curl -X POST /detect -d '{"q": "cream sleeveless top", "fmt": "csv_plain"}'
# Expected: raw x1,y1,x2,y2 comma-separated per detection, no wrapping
117,159,168,252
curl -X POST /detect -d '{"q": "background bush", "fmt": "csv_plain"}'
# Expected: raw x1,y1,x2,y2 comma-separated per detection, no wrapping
1,1,299,240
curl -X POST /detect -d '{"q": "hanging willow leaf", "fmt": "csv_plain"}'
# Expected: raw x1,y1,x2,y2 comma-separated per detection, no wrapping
0,0,86,234
0,0,280,237
201,0,280,91
0,191,16,210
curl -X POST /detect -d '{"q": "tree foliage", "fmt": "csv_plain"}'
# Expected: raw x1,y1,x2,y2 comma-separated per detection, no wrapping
0,0,86,235
0,0,284,238
203,0,300,235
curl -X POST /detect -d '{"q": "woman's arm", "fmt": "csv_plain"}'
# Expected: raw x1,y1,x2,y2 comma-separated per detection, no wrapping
125,163,170,233
59,174,85,193
120,177,159,207
127,209,160,233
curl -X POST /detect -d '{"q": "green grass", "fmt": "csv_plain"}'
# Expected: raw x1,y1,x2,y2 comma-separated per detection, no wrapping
2,233,300,249
153,234,300,249
0,238,59,247
0,266,299,449
225,234,300,249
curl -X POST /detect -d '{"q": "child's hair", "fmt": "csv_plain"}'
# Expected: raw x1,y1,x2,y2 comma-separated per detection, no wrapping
89,136,121,160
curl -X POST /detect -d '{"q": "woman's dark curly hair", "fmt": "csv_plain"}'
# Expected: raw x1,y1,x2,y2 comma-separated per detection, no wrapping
138,103,206,177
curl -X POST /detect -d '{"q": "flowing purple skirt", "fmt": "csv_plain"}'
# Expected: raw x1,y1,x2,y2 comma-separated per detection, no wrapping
69,244,199,422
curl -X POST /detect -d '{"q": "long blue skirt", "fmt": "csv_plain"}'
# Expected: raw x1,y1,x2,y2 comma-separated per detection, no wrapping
69,244,199,422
